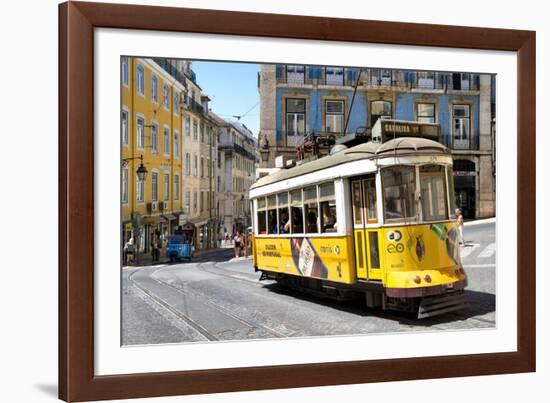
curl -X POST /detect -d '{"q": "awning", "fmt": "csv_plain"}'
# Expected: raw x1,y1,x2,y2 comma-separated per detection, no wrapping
163,214,177,221
188,219,209,227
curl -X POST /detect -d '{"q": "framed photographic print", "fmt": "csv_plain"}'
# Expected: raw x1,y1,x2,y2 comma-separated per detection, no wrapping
59,1,535,401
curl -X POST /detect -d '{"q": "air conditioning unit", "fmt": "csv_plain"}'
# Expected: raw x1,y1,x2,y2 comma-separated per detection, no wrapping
147,201,158,213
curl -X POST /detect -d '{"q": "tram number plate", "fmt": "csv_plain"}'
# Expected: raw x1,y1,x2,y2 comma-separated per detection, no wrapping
445,283,455,290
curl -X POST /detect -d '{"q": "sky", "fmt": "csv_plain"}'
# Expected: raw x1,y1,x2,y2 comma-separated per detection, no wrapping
192,61,260,136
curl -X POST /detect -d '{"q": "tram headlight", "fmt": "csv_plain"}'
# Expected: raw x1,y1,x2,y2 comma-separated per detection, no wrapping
424,274,432,283
413,275,421,284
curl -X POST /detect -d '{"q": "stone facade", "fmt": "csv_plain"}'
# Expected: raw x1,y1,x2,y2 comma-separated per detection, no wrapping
258,64,496,219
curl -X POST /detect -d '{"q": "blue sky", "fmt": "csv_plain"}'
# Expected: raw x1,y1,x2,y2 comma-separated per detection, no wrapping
192,61,260,136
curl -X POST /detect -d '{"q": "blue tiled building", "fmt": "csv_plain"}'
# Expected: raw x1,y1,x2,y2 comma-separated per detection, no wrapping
258,65,495,218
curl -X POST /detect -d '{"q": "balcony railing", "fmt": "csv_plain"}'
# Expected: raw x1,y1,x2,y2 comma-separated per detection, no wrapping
186,98,204,115
440,135,480,151
275,66,480,91
152,58,188,89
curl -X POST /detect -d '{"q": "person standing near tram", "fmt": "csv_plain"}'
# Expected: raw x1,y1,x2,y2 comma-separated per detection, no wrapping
455,208,464,245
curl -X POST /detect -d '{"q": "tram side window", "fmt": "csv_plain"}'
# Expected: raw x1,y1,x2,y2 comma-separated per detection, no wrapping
382,166,417,222
303,186,319,234
267,195,278,234
257,198,267,234
420,165,448,221
352,181,363,225
319,182,337,233
365,177,378,223
290,189,304,233
277,193,290,234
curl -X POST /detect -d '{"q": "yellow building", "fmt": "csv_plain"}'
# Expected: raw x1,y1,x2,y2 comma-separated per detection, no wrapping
121,57,186,260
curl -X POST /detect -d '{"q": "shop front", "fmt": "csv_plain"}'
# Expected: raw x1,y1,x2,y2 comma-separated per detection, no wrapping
453,159,477,219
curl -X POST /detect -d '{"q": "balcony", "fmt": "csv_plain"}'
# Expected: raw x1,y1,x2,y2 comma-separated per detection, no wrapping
275,66,480,92
152,58,188,89
440,135,480,151
186,98,204,115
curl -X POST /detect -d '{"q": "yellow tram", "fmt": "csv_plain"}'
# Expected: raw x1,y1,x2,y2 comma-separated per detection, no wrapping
249,135,468,318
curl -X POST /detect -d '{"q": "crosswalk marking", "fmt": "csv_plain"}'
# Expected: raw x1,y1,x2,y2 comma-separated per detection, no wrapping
478,243,496,258
460,243,480,259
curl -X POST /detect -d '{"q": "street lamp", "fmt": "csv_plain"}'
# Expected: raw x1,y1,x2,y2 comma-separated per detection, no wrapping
123,154,148,181
259,134,270,163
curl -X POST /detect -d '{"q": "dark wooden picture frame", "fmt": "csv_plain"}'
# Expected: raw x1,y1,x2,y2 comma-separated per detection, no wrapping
59,1,536,401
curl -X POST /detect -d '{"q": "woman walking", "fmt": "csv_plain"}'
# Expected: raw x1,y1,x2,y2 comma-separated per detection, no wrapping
233,232,242,258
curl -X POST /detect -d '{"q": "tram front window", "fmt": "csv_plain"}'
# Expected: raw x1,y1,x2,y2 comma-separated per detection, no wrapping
382,166,418,223
420,165,449,221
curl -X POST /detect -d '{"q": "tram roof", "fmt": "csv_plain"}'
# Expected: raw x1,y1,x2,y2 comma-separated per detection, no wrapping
251,137,449,190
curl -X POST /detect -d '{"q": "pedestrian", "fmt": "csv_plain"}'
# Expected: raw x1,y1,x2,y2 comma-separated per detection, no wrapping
234,232,242,258
124,237,135,265
455,208,464,245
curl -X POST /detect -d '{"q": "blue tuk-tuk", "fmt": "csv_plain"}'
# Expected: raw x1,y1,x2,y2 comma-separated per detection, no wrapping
166,229,194,262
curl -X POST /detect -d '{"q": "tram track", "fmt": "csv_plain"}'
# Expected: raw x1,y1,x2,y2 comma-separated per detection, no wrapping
151,266,288,339
128,265,287,341
128,269,218,341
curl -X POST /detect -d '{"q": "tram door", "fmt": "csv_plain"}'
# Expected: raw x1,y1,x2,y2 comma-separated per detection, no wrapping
351,176,382,280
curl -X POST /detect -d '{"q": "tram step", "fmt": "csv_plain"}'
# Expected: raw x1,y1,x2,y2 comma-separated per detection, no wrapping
418,292,469,319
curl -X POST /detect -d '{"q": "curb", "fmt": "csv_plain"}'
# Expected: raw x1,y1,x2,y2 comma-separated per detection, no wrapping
464,217,496,227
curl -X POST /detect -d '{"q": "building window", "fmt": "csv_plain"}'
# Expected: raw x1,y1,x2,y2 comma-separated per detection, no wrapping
151,171,158,201
136,175,145,202
201,125,205,143
325,100,344,133
151,122,158,153
121,57,129,86
452,73,473,90
285,65,305,83
417,103,436,123
193,121,198,140
163,173,170,201
200,157,204,178
325,67,344,86
185,153,191,175
174,174,180,201
185,116,191,136
136,116,145,149
173,91,179,114
136,64,145,95
452,104,471,145
163,127,170,154
121,167,128,203
217,152,221,169
370,100,392,127
194,154,198,176
121,110,129,145
193,191,197,212
417,71,435,89
174,131,179,159
370,69,392,86
163,84,169,109
185,191,191,213
151,75,158,103
286,98,306,137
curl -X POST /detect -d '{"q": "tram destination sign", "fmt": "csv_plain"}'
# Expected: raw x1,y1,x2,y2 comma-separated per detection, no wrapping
372,119,441,142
